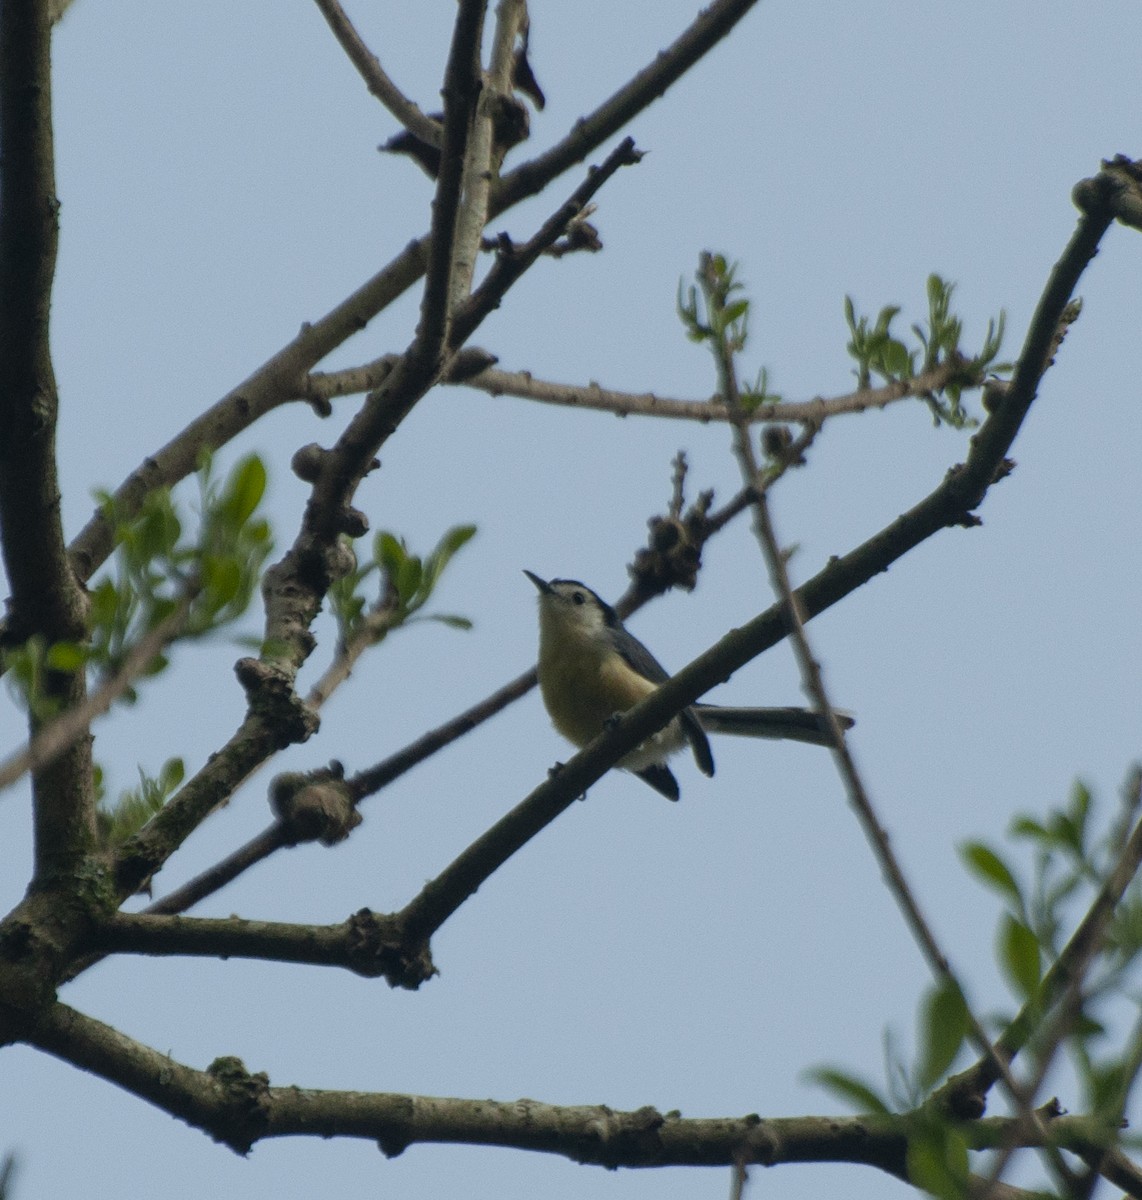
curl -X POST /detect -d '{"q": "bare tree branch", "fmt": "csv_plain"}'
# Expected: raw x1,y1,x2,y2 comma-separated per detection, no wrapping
0,0,96,878
449,360,973,423
22,999,1126,1174
416,0,487,357
312,0,442,148
493,0,760,213
448,0,527,305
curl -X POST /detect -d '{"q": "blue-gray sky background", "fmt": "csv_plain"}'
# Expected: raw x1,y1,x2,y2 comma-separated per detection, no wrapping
3,3,1142,1198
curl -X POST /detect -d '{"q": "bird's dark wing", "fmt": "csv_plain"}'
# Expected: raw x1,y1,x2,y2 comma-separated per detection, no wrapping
607,625,672,684
634,764,680,801
679,707,715,778
609,626,714,779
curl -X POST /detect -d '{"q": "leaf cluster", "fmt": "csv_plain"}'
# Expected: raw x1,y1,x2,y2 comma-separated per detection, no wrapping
3,454,272,719
844,275,1008,427
97,757,185,847
328,523,477,649
809,776,1142,1194
677,253,782,410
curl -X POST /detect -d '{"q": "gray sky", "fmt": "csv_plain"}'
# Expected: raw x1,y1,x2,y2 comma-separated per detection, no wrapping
4,2,1142,1198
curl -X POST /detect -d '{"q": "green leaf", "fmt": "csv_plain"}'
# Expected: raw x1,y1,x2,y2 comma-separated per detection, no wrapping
917,980,970,1090
45,641,86,671
803,1067,891,1114
959,841,1023,910
396,555,423,606
881,339,912,377
906,1121,970,1200
999,913,1042,998
202,555,242,611
159,757,185,792
423,524,477,592
97,757,185,847
1009,816,1050,843
420,613,473,630
375,531,406,575
437,523,477,559
223,454,267,525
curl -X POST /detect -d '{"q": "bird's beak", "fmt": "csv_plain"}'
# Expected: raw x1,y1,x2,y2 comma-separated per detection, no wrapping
523,570,552,594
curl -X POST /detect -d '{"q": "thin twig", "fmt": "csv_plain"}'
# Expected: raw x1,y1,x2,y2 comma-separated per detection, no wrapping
311,0,441,148
493,0,760,213
451,360,971,423
304,607,402,711
450,138,643,350
143,825,289,915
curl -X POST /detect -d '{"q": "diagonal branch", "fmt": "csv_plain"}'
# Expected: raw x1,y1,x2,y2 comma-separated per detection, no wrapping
65,243,430,587
492,0,760,213
396,187,1113,948
312,0,442,148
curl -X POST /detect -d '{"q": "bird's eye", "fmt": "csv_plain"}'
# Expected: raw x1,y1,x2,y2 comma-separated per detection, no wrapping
572,591,586,605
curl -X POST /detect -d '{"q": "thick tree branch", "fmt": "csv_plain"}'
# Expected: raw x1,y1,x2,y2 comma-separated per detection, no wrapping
91,909,433,986
0,0,96,878
0,0,76,642
415,0,486,358
21,1000,1124,1174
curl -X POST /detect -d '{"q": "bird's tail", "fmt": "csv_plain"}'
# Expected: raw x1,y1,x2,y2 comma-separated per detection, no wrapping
693,705,853,747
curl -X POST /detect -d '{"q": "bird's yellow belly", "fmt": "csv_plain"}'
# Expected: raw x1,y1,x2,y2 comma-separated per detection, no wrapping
538,639,664,754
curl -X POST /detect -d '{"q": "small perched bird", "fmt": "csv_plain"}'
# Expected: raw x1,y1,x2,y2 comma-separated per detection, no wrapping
525,571,851,801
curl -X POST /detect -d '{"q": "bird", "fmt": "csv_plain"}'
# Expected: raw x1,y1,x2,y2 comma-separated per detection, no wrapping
524,570,852,801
